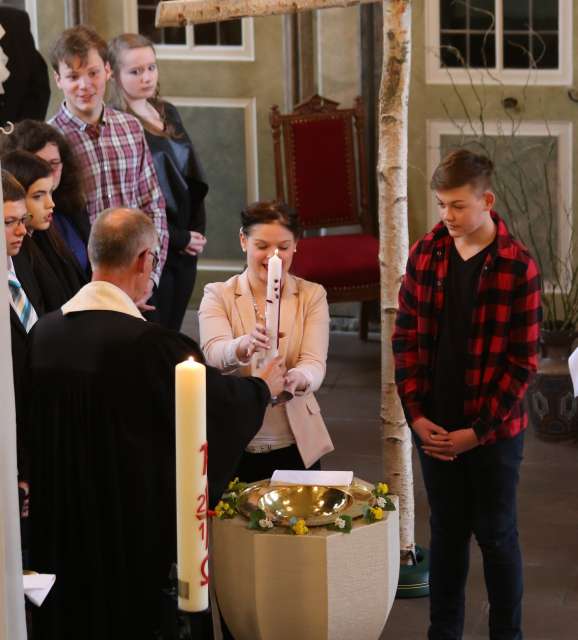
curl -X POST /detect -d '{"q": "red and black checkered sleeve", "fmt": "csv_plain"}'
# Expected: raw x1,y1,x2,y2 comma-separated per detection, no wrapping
471,254,542,442
392,243,427,425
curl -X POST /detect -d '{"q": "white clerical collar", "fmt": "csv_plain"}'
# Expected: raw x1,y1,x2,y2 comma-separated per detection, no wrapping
61,281,145,320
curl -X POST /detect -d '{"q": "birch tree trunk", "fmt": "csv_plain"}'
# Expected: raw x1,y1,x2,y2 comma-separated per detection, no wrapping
156,0,378,27
378,0,414,560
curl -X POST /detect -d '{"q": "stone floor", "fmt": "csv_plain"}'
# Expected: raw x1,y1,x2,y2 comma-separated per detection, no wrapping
182,313,578,640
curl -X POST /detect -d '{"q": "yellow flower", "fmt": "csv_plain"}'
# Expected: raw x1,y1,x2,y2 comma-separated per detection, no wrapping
376,483,389,495
292,519,309,535
215,500,236,519
370,507,384,521
228,477,240,491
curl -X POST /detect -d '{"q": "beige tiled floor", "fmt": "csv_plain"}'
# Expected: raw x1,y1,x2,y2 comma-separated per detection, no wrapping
182,313,578,639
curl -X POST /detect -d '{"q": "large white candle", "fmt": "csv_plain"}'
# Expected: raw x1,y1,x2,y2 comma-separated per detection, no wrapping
175,357,208,612
264,248,282,362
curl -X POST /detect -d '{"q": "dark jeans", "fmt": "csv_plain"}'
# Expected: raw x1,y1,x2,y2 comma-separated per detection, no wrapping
234,444,321,484
416,432,524,640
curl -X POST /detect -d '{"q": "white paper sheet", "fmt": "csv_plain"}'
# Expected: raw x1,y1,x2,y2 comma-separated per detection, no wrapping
569,347,578,397
270,470,354,487
23,573,55,607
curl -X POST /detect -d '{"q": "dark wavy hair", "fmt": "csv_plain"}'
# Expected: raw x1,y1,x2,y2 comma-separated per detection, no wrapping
240,201,301,239
0,119,86,215
1,150,52,190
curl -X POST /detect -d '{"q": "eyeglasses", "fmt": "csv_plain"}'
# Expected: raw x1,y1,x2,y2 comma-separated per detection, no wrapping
147,249,159,270
4,215,32,228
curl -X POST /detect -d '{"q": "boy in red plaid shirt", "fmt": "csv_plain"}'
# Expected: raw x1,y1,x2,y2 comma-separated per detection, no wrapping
393,149,541,639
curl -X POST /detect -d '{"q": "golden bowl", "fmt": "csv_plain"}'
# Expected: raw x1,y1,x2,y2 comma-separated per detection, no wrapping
258,486,352,526
237,477,374,527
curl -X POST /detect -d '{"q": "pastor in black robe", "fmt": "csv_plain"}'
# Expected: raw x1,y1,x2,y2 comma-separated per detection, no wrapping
27,308,269,640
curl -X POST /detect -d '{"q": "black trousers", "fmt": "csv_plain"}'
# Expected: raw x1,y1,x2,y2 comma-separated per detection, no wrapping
156,253,198,331
234,444,321,484
416,432,524,640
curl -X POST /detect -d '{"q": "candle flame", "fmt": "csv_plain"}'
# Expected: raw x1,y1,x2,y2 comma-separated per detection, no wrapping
274,248,279,256
188,356,195,362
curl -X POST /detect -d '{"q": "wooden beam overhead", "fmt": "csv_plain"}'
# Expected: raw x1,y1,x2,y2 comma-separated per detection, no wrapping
156,0,379,27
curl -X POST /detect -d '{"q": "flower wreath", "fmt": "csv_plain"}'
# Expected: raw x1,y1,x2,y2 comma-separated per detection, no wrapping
213,478,396,535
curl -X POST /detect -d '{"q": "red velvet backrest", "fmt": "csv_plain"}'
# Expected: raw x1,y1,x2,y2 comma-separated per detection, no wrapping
282,111,360,229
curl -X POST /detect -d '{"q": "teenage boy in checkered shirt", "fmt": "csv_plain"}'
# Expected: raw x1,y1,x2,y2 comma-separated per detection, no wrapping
393,149,541,640
48,25,167,307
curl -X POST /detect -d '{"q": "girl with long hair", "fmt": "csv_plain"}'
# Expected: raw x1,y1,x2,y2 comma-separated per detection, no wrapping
108,33,208,330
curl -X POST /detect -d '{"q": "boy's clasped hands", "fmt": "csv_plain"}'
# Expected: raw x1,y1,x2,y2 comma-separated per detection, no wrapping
412,417,479,461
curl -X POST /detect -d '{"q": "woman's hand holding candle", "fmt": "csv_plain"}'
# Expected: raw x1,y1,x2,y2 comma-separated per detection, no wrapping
236,323,270,360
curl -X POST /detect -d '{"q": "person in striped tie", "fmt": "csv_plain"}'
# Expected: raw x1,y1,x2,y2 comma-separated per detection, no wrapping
3,170,42,370
3,169,43,568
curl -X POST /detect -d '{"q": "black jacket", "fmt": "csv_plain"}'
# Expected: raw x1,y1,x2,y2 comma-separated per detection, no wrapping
0,7,50,124
145,102,208,252
9,252,43,481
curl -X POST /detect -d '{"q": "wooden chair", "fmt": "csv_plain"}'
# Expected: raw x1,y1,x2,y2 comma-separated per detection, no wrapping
270,94,380,340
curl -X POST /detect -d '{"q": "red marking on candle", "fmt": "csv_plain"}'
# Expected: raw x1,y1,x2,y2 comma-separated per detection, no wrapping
200,555,209,586
196,485,208,520
198,520,208,550
199,441,208,475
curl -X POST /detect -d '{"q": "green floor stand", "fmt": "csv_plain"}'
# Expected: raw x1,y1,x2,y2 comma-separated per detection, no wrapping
396,545,430,599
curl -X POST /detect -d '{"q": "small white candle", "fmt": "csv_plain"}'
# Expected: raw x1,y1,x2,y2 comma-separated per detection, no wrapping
175,357,208,612
264,249,282,362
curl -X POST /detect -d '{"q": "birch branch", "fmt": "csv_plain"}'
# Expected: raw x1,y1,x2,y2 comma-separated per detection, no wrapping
156,0,379,27
378,0,414,558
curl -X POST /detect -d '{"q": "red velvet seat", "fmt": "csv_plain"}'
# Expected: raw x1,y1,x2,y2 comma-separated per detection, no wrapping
270,95,379,339
290,233,380,292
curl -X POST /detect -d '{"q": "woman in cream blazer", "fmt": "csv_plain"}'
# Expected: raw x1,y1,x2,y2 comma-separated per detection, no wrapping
198,201,334,482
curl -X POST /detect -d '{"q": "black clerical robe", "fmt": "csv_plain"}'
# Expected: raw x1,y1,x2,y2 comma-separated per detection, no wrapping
27,309,269,640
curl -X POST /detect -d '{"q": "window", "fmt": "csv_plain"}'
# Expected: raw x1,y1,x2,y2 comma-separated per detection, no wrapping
426,0,572,84
131,0,254,61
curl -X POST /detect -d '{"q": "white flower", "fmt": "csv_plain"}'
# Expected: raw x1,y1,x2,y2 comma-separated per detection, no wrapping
376,496,387,509
335,517,346,529
259,518,274,529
